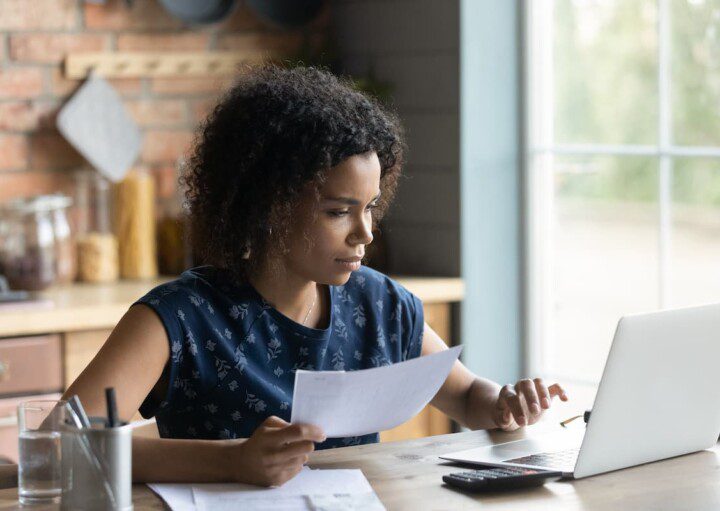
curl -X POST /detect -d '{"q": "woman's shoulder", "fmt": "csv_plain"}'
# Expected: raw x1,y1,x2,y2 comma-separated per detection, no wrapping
342,265,410,294
339,266,424,361
339,265,419,308
136,265,253,311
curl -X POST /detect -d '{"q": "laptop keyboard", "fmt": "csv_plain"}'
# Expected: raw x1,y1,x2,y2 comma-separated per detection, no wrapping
503,447,580,470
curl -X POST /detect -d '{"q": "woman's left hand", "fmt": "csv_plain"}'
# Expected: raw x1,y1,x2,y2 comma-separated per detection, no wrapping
493,378,568,431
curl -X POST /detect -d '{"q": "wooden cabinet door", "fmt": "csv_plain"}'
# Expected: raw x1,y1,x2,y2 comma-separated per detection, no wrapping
379,303,453,442
0,335,62,396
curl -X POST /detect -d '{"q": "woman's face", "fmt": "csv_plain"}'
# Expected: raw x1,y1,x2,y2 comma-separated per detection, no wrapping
283,151,382,286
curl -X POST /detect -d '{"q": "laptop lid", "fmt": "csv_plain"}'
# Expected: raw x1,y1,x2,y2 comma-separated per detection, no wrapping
574,303,720,478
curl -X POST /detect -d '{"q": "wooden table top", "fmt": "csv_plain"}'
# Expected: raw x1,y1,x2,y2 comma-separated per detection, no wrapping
1,423,718,510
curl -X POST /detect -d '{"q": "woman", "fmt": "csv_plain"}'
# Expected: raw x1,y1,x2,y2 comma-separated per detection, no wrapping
64,65,568,487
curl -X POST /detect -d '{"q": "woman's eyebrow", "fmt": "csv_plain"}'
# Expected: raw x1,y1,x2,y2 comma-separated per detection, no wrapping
322,193,381,205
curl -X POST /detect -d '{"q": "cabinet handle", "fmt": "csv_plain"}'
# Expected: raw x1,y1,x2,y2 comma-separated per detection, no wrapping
0,361,9,381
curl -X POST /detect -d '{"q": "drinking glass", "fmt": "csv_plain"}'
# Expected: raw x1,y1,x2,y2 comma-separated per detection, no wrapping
18,400,67,505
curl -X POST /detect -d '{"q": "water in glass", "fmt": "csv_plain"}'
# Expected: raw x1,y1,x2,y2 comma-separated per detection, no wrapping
18,430,62,504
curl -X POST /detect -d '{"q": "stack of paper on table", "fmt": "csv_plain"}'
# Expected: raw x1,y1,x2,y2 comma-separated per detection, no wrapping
148,468,384,510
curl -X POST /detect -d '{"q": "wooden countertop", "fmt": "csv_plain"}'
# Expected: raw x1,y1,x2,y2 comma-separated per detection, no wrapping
0,423,718,509
0,274,464,338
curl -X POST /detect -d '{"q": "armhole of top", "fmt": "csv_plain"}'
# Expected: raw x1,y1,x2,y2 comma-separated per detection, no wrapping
131,300,183,419
403,292,425,361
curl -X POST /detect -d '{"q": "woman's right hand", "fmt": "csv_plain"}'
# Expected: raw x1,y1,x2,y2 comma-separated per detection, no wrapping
226,415,327,487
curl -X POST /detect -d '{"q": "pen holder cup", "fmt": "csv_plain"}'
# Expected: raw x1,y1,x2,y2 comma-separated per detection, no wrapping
61,425,133,511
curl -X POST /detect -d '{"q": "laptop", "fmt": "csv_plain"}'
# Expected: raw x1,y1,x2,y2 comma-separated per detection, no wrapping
440,303,720,479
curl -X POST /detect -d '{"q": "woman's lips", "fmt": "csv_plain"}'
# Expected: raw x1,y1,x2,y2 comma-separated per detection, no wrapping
335,257,362,271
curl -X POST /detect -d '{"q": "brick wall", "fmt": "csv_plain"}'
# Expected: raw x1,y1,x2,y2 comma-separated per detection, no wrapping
0,0,328,203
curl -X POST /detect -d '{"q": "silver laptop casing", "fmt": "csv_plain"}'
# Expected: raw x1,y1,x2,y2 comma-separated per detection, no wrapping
440,303,720,479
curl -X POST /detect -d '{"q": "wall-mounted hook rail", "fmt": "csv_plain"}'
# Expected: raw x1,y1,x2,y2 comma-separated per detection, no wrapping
64,50,275,79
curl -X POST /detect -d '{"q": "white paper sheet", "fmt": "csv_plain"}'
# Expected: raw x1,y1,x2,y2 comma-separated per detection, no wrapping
291,346,462,437
147,483,196,511
191,468,383,511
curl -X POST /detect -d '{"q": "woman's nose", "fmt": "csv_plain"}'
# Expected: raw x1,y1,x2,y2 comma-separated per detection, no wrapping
349,216,373,246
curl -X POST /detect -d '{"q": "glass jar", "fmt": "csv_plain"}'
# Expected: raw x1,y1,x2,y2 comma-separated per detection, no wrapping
0,196,58,291
157,160,191,275
49,195,76,285
74,170,118,283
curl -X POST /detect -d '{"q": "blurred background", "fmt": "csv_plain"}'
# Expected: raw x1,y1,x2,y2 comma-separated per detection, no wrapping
0,0,718,453
526,0,720,397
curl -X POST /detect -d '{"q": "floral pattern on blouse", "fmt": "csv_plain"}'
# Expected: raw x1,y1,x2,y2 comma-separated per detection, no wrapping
134,265,424,450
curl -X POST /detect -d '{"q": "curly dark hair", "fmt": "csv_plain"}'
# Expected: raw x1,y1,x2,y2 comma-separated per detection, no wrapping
181,64,406,285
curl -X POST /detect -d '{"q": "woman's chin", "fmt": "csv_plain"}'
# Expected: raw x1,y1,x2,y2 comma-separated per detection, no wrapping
323,272,353,286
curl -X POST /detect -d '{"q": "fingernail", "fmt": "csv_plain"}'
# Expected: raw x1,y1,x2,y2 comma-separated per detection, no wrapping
542,397,550,408
531,403,540,414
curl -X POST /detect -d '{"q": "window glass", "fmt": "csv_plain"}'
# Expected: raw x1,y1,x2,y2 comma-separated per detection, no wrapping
671,158,720,306
551,155,659,381
554,0,658,145
672,1,720,146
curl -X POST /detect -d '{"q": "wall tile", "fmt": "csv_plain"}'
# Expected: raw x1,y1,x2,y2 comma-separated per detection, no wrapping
29,132,85,170
401,112,459,167
117,33,210,51
0,169,74,201
332,0,458,55
383,222,460,276
9,34,109,64
141,130,194,164
388,167,459,226
0,134,28,171
0,100,59,132
124,99,188,128
0,67,44,99
0,0,77,31
150,76,229,96
342,53,458,111
83,0,181,30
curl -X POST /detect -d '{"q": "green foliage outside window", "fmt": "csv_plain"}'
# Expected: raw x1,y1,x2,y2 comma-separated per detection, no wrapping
553,0,720,207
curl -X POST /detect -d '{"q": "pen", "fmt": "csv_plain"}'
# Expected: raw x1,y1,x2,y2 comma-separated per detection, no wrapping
560,409,592,428
69,394,91,428
105,387,118,428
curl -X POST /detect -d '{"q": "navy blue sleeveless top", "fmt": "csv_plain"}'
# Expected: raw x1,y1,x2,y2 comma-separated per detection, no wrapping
134,265,424,449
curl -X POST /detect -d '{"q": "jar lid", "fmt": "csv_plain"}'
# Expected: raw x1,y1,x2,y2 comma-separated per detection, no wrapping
2,194,73,215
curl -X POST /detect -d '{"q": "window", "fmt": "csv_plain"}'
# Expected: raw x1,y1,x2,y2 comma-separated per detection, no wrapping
525,0,720,386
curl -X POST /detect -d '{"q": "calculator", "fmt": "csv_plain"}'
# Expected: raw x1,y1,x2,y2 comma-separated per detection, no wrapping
442,466,563,492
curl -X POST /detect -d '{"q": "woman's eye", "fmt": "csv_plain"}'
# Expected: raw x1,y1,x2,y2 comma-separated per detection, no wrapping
327,204,377,218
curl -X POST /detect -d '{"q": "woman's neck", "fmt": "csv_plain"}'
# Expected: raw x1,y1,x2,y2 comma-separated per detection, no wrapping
249,264,320,326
